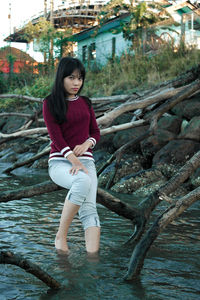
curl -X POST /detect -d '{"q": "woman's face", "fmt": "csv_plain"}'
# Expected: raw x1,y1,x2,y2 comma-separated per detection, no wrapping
63,69,83,99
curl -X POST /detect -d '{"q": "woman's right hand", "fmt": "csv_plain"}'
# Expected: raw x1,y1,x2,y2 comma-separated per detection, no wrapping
67,153,88,175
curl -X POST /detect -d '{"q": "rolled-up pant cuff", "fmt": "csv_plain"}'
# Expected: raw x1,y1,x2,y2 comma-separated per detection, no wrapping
81,215,101,231
67,191,85,206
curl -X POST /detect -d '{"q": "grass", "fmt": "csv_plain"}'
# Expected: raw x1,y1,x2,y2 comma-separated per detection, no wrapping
83,44,200,97
0,43,199,110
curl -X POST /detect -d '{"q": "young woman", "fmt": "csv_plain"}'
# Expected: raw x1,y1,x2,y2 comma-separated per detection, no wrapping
43,57,100,254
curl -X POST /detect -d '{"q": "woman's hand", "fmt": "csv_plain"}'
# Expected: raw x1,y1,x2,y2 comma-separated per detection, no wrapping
73,140,93,157
67,153,88,175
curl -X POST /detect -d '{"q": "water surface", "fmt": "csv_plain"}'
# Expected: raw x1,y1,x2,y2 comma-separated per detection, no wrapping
0,164,200,300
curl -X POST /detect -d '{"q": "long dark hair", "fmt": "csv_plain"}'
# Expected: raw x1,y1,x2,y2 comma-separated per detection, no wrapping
48,57,91,123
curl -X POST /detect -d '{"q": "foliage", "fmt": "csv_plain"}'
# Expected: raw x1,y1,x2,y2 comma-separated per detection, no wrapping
97,0,174,51
1,45,199,105
82,45,200,97
23,18,72,61
0,74,8,94
20,75,53,98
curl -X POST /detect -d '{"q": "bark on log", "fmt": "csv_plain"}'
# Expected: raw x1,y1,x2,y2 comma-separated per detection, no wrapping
0,251,61,289
0,127,47,139
124,186,200,280
4,146,51,174
146,79,200,127
100,120,145,135
0,93,130,104
0,94,43,103
97,86,185,127
0,180,142,225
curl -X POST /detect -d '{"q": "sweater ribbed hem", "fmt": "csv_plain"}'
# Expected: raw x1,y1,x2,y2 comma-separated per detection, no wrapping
48,151,94,162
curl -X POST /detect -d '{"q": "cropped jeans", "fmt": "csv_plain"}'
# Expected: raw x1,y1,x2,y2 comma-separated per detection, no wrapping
48,159,100,231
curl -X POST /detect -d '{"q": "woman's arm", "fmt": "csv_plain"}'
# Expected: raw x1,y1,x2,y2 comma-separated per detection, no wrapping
43,99,73,158
88,107,100,148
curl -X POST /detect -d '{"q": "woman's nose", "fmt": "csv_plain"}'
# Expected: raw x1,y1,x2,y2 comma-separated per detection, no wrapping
74,78,80,85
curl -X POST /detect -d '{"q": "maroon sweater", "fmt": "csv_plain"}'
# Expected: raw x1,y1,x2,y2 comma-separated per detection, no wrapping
43,96,100,161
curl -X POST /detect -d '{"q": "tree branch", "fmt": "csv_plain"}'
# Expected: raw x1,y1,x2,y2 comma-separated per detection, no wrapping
0,251,61,289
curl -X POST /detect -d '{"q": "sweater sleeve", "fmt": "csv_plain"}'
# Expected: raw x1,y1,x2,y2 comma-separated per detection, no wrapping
43,99,73,158
88,106,100,148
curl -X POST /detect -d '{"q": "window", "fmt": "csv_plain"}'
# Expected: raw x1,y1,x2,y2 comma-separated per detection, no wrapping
89,43,96,61
82,45,87,63
112,37,116,59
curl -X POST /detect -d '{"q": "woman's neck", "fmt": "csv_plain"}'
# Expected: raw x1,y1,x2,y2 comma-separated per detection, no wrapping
67,95,79,101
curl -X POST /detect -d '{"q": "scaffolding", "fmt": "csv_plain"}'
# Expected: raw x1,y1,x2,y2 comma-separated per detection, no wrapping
4,0,108,42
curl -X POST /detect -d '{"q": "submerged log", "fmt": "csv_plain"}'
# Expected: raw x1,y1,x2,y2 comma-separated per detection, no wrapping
124,186,200,280
0,251,61,289
123,150,200,280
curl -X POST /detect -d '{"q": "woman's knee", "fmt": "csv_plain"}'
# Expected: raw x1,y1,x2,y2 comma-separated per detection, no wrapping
73,172,92,196
68,173,92,206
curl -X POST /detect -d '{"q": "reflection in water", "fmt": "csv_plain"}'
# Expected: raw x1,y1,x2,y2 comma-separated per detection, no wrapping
0,167,200,300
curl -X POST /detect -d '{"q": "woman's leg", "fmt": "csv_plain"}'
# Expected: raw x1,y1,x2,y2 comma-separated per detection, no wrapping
49,160,92,252
85,226,100,253
55,199,80,252
78,160,101,253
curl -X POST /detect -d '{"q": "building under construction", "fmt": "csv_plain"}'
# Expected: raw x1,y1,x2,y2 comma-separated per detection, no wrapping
5,0,108,43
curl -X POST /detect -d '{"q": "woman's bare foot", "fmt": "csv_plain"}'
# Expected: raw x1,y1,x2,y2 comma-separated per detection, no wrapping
55,234,70,253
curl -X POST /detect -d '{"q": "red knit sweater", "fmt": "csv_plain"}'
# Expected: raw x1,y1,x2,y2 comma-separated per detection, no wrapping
43,96,100,161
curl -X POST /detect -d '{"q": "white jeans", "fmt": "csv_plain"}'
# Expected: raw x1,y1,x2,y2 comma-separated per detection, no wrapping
48,159,100,230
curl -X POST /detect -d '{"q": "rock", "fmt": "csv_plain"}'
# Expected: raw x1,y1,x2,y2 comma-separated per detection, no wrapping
158,114,182,134
113,113,133,125
189,167,200,188
0,148,18,163
96,133,115,153
141,129,176,159
113,125,149,150
111,167,166,194
2,116,25,133
31,157,48,169
156,163,178,179
178,116,200,141
133,180,167,198
114,154,145,183
0,119,6,130
171,94,200,119
153,139,200,165
98,162,116,187
98,154,145,188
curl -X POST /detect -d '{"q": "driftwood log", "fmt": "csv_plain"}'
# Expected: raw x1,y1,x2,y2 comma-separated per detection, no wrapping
1,151,200,281
0,64,200,283
0,251,61,289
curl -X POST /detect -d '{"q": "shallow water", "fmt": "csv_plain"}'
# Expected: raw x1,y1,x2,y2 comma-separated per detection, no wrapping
0,164,200,300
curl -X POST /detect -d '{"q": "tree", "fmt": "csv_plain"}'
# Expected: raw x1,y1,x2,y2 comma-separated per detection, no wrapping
23,18,71,70
97,0,175,53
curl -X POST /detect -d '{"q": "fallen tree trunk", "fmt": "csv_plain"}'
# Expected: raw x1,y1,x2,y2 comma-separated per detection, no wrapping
0,127,47,139
0,182,142,224
1,153,200,281
146,79,200,126
124,186,200,280
4,146,51,174
97,86,185,127
0,251,61,289
0,94,43,103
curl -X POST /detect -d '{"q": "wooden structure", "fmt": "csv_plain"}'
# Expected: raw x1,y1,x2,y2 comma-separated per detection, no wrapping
4,0,107,43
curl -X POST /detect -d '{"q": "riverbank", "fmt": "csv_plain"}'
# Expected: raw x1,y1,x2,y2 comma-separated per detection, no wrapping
1,87,200,200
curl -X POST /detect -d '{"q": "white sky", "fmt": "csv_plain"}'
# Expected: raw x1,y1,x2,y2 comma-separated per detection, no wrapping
0,0,62,60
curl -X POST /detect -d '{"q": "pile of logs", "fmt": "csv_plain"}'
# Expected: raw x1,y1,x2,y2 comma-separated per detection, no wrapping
0,64,200,288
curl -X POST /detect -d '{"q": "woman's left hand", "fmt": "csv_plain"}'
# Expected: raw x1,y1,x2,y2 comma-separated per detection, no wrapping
73,140,93,156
